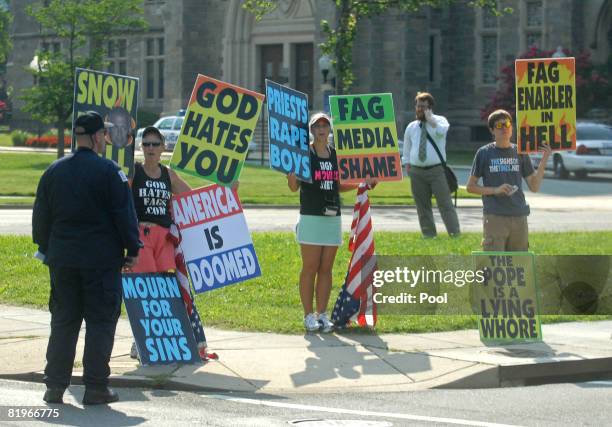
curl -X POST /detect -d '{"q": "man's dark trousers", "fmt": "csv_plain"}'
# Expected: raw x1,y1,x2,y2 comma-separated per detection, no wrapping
44,266,122,390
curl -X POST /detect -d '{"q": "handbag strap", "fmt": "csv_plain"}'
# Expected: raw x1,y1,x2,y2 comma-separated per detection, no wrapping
423,129,447,166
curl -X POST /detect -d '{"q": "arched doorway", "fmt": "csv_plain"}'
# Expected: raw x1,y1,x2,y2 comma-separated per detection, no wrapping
222,0,317,101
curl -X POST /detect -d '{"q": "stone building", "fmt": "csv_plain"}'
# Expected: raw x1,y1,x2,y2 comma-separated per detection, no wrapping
5,0,612,146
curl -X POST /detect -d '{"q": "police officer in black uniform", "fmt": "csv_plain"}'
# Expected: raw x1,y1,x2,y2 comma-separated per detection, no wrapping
32,111,141,405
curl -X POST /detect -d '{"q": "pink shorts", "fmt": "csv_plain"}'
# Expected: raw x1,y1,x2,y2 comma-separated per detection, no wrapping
131,224,176,273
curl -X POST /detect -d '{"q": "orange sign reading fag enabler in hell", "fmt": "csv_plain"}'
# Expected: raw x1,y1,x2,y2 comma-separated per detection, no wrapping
515,57,576,154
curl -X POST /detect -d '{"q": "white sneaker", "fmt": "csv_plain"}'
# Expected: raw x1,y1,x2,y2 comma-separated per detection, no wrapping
303,313,320,332
318,313,334,333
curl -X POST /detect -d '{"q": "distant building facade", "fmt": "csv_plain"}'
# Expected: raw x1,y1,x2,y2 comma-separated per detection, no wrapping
5,0,612,146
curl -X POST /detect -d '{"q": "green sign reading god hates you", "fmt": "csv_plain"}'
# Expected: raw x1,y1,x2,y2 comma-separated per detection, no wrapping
472,252,542,344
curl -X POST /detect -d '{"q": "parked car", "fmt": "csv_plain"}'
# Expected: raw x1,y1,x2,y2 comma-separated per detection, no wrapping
530,121,612,179
135,115,184,152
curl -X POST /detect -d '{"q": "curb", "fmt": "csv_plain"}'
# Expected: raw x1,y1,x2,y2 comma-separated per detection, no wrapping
4,356,612,393
499,357,612,387
0,371,233,394
438,357,612,389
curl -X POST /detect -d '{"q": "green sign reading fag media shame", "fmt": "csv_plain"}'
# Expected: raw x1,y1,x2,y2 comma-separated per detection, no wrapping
472,252,542,344
329,93,402,185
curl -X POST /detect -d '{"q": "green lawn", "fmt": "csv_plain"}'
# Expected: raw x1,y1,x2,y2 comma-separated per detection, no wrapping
446,150,477,167
0,152,478,206
0,153,54,197
0,134,11,147
2,231,610,334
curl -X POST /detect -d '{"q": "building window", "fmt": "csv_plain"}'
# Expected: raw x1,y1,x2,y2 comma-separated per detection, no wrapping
41,41,61,54
481,35,498,84
146,60,154,99
428,32,441,84
522,0,543,49
106,38,127,75
526,32,541,48
526,0,543,27
158,60,164,99
145,37,165,99
477,8,498,86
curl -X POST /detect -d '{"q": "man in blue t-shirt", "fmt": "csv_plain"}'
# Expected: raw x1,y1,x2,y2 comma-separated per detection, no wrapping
466,109,551,251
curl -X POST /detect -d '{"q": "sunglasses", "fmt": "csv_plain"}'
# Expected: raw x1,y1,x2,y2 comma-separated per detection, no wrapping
494,120,512,129
142,141,162,147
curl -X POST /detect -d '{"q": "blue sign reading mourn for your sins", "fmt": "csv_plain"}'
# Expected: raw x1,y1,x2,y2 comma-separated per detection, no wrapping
122,272,199,365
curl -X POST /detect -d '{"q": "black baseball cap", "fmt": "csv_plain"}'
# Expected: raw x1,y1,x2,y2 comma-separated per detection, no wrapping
74,111,113,135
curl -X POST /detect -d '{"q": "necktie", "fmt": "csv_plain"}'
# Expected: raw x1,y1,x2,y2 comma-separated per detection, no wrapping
419,122,427,162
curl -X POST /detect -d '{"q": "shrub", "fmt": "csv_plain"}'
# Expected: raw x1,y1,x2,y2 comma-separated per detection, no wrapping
24,135,71,148
11,130,35,147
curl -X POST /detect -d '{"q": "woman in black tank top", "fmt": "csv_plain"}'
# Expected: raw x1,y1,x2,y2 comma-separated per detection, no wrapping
287,113,377,333
130,127,191,274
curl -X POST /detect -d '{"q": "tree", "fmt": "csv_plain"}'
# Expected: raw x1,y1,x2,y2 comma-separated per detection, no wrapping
20,0,147,158
481,46,612,120
243,0,509,94
0,2,11,65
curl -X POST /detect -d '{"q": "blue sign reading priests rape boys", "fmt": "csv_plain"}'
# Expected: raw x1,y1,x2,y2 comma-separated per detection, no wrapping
122,272,199,365
265,79,311,182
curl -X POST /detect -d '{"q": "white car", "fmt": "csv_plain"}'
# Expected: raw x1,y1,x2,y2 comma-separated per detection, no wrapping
530,121,612,179
135,115,184,152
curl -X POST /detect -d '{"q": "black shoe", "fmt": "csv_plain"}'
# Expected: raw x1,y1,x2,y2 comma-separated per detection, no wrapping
82,387,119,405
43,388,65,404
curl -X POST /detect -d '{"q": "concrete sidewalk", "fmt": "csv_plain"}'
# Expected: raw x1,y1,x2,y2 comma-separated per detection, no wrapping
1,304,611,394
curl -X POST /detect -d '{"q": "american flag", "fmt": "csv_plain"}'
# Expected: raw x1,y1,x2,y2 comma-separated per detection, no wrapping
332,183,377,328
168,224,207,345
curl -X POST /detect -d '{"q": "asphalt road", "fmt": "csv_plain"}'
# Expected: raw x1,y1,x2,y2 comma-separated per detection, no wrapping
1,379,611,426
2,200,612,236
1,166,611,235
452,167,612,198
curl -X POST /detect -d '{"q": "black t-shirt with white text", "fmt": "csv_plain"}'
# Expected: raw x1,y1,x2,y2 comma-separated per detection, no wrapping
299,145,341,216
132,162,173,227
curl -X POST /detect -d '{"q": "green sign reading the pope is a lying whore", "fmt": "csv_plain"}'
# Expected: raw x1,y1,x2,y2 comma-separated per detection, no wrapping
472,251,542,344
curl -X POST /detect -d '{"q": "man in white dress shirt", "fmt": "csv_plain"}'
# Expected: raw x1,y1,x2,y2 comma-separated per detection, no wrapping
402,92,460,238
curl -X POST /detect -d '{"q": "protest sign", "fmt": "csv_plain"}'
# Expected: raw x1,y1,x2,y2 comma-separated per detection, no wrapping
72,68,139,177
515,57,576,153
329,93,402,185
265,80,311,182
122,272,199,365
169,75,265,186
472,252,542,344
171,184,261,293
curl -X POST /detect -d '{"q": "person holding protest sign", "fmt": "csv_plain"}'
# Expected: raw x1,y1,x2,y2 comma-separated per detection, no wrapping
32,111,141,405
288,112,377,333
128,126,214,360
466,109,551,251
402,92,460,239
